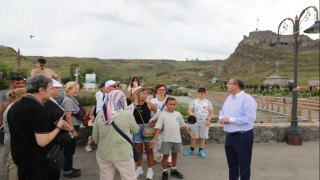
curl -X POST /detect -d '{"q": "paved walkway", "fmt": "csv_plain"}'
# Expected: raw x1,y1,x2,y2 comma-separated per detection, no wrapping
3,141,316,180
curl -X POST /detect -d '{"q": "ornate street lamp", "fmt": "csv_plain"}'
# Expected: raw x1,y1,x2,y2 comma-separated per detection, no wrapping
270,6,320,146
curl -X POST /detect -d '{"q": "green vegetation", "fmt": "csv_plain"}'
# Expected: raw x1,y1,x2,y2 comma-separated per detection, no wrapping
75,93,96,106
171,89,188,96
0,39,318,90
175,103,189,117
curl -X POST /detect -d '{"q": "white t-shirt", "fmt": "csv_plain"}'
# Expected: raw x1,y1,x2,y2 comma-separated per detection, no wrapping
155,111,186,143
189,98,213,123
150,97,167,113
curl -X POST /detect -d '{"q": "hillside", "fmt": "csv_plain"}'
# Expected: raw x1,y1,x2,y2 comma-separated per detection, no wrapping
0,31,319,87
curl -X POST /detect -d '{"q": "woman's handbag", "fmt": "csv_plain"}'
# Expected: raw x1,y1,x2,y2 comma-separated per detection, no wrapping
111,122,140,161
143,128,156,138
136,108,155,137
82,114,91,127
46,144,65,172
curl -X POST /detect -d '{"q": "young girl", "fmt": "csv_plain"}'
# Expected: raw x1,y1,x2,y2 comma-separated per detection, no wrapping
149,97,196,180
127,76,141,95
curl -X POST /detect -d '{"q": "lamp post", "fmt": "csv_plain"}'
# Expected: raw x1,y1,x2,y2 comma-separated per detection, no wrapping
270,6,320,146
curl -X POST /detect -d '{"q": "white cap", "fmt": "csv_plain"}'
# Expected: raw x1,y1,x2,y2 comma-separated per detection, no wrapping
52,79,63,87
105,80,117,88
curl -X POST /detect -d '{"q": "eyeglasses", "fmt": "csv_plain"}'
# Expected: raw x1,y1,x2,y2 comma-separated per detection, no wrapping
158,89,166,92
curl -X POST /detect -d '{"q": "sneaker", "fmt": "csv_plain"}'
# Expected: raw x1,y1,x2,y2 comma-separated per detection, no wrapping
183,149,194,156
63,170,81,178
146,169,154,180
85,145,92,152
72,168,81,173
199,150,206,158
171,169,184,179
162,171,169,180
135,168,143,177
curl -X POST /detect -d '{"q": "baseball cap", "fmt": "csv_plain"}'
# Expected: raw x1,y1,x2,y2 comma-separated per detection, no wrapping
105,80,117,88
52,79,63,88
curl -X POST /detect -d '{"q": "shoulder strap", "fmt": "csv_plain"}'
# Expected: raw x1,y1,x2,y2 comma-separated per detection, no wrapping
160,103,165,111
111,122,134,147
135,108,146,127
66,95,79,106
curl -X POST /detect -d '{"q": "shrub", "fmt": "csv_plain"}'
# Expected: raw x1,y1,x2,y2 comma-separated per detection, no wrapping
262,90,267,96
172,89,183,96
75,93,96,106
175,103,188,116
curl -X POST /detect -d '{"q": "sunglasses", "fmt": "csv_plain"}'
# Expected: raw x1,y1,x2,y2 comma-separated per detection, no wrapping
111,85,118,88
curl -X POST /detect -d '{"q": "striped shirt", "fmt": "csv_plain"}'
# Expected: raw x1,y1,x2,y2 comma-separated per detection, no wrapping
219,91,257,133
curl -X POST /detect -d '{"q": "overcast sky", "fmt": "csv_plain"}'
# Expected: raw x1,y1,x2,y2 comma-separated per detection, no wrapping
0,0,318,60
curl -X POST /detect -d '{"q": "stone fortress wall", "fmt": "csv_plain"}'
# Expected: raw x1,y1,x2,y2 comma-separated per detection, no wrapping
241,30,319,49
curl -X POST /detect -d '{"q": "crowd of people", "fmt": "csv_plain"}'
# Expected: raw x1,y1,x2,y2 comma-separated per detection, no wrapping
0,58,257,180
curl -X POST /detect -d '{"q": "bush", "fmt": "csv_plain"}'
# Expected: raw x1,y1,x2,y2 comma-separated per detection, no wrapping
186,85,193,89
172,89,183,96
75,93,96,106
311,87,319,96
182,92,188,96
262,90,267,96
175,103,189,116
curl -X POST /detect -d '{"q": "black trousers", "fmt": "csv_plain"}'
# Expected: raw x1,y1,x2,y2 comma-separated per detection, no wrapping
63,125,80,172
225,130,254,180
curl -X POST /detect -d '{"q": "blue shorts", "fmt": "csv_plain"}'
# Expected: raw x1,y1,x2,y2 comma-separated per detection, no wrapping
133,124,153,143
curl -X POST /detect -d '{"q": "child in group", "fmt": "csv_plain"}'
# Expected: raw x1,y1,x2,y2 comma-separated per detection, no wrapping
183,87,213,158
149,97,196,180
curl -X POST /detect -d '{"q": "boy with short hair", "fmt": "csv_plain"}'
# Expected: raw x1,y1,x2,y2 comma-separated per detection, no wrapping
183,87,213,158
149,97,196,180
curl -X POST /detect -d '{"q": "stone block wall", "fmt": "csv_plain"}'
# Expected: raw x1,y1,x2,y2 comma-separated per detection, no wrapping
181,123,319,145
1,123,317,146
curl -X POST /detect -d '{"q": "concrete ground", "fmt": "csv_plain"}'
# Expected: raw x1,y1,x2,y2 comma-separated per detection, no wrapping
26,141,318,180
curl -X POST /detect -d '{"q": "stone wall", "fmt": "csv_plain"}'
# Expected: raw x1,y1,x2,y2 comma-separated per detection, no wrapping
181,123,319,145
1,123,315,146
241,30,319,49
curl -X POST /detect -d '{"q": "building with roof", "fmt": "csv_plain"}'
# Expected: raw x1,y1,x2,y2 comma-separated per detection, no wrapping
263,75,288,86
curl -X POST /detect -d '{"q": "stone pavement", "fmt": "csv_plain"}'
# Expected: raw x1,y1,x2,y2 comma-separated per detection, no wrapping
2,141,315,180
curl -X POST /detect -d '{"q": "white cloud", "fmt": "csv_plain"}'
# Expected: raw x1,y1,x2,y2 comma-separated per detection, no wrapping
0,0,318,60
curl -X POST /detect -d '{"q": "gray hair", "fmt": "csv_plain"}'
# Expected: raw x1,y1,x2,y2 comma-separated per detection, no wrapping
26,75,52,93
231,77,245,90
